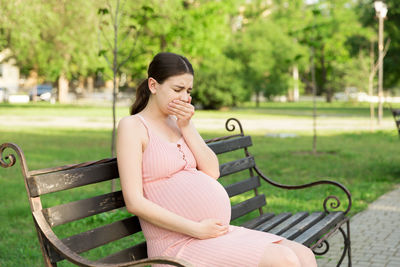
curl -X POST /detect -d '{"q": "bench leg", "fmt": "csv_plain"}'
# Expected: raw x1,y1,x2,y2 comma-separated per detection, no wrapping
346,220,352,267
336,220,351,267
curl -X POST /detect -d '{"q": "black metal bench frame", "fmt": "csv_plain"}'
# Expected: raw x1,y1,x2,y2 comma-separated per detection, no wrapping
389,105,400,136
0,118,352,266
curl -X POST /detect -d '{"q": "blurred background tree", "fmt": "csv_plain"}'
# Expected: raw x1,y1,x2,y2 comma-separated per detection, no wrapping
358,0,400,91
0,0,398,109
0,0,103,102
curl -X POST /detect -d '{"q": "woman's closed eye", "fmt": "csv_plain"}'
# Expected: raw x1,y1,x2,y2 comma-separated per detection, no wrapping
173,88,192,94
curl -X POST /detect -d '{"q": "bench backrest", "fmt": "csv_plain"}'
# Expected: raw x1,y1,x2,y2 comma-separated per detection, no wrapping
390,108,400,136
13,120,264,264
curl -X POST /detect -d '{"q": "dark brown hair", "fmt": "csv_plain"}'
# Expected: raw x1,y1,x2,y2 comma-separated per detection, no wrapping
130,52,194,115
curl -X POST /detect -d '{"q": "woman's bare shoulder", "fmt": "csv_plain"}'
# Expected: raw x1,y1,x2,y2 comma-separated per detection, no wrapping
117,115,147,140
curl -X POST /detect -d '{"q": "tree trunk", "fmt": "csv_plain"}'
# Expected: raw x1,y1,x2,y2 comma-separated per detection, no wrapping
326,87,333,103
77,76,85,94
319,45,330,102
86,76,94,93
26,69,39,102
160,35,167,51
255,91,260,107
369,41,375,131
288,65,300,102
58,73,69,103
311,47,318,155
293,64,299,102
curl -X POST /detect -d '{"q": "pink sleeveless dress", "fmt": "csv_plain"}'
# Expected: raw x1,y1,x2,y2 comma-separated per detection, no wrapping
136,115,284,267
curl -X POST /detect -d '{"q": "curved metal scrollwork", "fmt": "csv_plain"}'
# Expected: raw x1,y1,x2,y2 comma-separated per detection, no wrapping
323,195,341,214
253,165,352,215
225,118,244,136
0,147,16,168
0,143,29,176
312,240,330,256
205,118,245,144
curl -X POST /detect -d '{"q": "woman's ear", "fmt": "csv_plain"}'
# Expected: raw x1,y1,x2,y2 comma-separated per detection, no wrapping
148,77,158,94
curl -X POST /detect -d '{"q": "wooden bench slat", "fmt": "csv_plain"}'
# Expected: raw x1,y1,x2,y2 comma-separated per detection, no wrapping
268,212,309,235
96,242,147,264
62,216,141,255
224,176,260,197
28,160,119,197
280,212,325,240
208,136,252,154
254,212,292,232
294,212,345,246
43,191,125,227
231,194,266,220
220,156,255,177
241,213,275,229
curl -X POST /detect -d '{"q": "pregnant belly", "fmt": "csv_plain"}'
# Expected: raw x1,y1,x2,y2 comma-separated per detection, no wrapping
143,170,231,225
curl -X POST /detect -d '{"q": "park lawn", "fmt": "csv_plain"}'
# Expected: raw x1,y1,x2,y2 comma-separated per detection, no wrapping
1,101,399,119
1,124,399,266
0,102,399,265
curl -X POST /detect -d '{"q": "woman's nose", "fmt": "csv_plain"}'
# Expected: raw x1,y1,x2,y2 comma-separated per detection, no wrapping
180,92,190,103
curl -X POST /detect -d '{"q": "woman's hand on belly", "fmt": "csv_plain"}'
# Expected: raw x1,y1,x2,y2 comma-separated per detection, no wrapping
192,218,229,240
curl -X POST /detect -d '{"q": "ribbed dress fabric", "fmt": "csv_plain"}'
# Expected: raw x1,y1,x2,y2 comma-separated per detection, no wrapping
136,114,284,267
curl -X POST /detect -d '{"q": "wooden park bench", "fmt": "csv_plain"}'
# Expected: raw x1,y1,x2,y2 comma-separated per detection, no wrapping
0,118,352,266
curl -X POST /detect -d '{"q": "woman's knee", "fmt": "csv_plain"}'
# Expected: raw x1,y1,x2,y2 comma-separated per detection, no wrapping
304,246,315,258
280,249,301,267
258,244,301,267
278,240,317,266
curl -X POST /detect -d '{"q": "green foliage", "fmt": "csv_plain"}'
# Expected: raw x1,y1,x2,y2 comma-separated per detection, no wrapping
0,0,399,106
229,17,306,99
193,55,247,109
0,0,104,80
291,0,373,100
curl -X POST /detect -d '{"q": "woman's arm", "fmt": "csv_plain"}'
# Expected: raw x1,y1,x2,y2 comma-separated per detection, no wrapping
168,99,220,179
117,116,227,239
180,121,220,179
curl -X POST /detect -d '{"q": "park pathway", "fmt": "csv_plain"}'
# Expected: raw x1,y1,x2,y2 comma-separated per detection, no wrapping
0,115,396,132
316,185,400,267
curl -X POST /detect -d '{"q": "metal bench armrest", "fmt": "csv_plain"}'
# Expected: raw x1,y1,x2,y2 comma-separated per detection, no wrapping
32,211,192,267
253,165,352,215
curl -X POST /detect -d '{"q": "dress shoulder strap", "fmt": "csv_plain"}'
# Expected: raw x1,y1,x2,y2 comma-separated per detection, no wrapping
135,114,151,137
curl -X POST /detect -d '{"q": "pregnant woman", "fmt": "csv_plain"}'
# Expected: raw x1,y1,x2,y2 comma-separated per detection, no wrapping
117,52,317,267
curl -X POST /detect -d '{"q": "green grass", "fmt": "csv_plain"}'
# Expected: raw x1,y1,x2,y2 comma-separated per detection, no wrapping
0,102,399,266
1,101,399,119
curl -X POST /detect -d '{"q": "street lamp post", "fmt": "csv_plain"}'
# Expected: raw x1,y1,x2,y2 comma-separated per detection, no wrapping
374,1,388,125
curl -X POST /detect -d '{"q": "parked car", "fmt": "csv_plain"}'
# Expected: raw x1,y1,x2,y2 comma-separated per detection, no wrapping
29,84,53,101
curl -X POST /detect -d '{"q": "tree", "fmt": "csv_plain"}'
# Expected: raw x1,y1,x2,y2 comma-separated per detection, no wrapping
98,0,157,191
357,0,400,89
0,0,102,101
228,3,306,106
292,0,369,102
121,0,247,109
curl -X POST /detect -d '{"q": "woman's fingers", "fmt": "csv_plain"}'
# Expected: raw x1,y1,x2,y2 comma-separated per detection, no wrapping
169,100,192,111
213,220,228,235
168,100,194,118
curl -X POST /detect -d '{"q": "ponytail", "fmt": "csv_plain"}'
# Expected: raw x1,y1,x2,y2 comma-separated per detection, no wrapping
130,78,150,115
